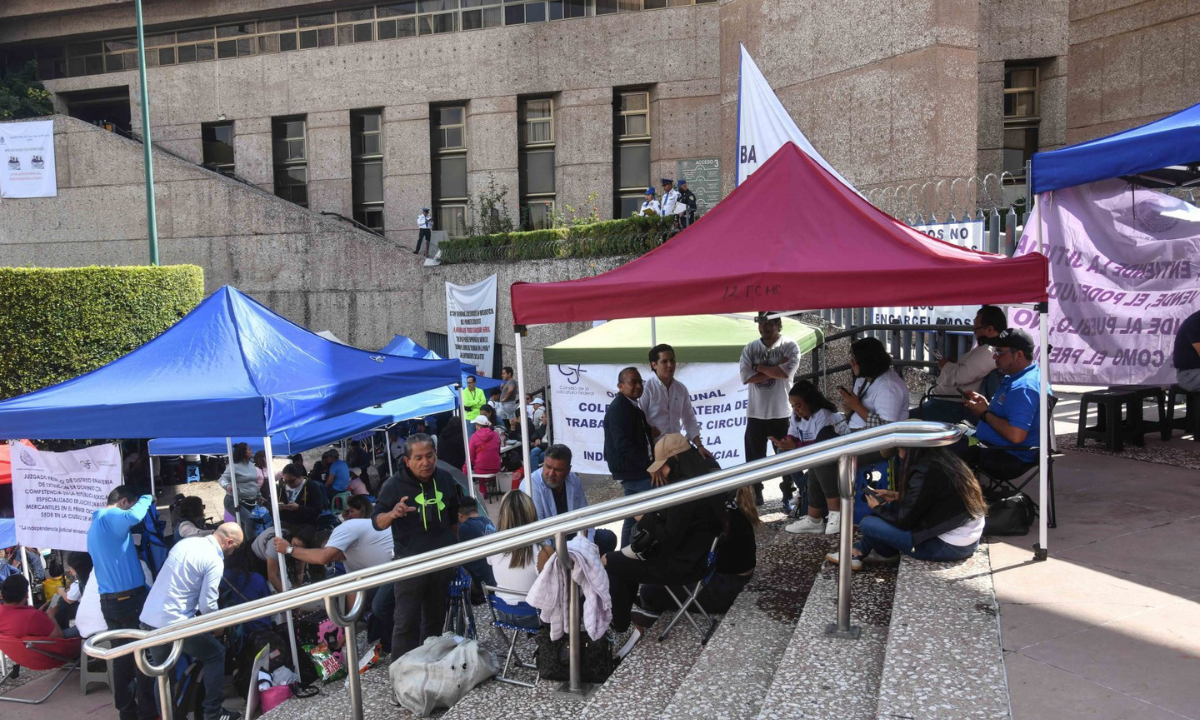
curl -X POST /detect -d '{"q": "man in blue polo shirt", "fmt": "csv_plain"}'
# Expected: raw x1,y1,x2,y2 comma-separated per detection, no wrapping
87,485,156,720
962,328,1044,480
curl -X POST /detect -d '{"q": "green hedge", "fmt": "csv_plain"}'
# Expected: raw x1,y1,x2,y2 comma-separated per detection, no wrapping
440,215,677,263
0,265,205,399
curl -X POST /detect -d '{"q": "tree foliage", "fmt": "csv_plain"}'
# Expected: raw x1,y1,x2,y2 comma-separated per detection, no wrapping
0,60,53,121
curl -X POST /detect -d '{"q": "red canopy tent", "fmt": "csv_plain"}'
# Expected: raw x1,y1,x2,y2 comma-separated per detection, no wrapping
511,143,1047,325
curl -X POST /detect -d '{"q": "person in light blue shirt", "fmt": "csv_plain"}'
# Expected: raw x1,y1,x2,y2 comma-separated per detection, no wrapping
518,445,617,555
87,485,156,720
324,449,351,494
963,328,1045,479
141,524,244,720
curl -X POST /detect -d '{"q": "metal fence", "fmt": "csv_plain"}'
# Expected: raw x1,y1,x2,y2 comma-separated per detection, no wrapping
438,230,677,264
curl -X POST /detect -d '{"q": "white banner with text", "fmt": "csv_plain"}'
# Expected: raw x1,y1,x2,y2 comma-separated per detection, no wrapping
11,443,123,552
550,363,750,475
446,274,498,376
0,119,57,199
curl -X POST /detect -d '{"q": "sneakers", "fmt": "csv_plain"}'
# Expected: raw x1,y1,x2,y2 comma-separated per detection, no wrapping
781,496,794,515
630,604,660,628
825,551,862,571
616,627,643,659
784,515,826,535
824,510,842,535
861,550,900,566
215,709,243,720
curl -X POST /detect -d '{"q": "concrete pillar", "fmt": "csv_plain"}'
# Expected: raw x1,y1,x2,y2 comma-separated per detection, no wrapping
382,103,432,249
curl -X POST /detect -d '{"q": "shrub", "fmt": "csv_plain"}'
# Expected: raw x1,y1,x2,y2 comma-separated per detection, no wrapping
440,215,675,263
0,265,205,399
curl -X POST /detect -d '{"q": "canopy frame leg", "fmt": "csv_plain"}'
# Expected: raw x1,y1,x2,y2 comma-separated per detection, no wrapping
262,436,303,678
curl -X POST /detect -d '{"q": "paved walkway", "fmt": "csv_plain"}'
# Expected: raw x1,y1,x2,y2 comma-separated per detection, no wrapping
995,393,1200,720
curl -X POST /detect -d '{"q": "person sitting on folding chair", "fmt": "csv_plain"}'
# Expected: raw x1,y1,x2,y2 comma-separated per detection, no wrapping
960,328,1046,483
911,305,1008,424
602,434,724,655
0,574,62,639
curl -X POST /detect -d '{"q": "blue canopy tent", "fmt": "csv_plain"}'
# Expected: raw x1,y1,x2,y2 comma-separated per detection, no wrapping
0,287,462,440
1031,101,1200,194
377,334,502,390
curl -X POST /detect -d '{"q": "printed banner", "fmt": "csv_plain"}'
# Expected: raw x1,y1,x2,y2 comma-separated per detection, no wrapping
872,220,987,327
446,275,498,377
0,120,57,198
736,45,856,191
11,443,123,552
917,219,985,251
550,363,750,475
1012,179,1200,385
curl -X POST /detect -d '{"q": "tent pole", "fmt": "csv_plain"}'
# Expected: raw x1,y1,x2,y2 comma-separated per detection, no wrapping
224,437,241,519
1035,190,1050,562
20,546,33,606
385,429,394,478
515,330,532,482
458,388,476,500
651,317,657,347
263,435,303,679
148,454,156,502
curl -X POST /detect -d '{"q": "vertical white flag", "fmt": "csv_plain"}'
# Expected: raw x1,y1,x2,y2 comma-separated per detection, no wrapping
736,45,857,191
0,119,57,198
446,275,498,376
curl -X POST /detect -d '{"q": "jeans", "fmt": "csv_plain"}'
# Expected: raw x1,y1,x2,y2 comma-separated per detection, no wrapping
619,477,654,547
530,446,545,469
1179,368,1200,393
100,586,157,720
144,625,226,720
809,449,887,511
390,567,456,661
911,397,967,424
744,417,791,496
370,583,395,654
857,515,978,562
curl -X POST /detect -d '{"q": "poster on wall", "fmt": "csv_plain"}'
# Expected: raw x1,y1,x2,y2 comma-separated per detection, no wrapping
677,158,721,216
446,275,498,377
11,442,123,552
550,363,750,475
1011,179,1200,385
0,119,57,198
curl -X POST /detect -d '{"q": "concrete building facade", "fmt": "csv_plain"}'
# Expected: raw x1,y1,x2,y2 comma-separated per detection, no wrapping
1,0,1198,383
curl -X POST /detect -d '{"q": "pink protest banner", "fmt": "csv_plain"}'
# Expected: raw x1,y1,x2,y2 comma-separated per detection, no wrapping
1012,179,1200,386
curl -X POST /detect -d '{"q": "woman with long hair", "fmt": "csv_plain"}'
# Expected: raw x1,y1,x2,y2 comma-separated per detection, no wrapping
772,381,842,516
486,491,552,606
787,338,909,536
604,434,725,653
828,446,988,571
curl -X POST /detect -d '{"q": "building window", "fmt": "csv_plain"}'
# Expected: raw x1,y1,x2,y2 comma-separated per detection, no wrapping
1003,65,1039,182
614,89,650,218
519,97,556,230
272,116,308,207
351,110,385,232
201,121,235,175
433,105,468,238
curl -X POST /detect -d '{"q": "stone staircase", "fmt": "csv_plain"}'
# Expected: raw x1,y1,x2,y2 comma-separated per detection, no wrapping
260,519,1010,720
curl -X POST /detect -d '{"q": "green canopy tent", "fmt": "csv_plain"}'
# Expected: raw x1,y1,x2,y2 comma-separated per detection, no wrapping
542,314,822,365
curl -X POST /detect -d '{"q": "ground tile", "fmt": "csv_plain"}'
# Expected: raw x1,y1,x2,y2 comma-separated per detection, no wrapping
1006,652,1190,720
1057,516,1200,593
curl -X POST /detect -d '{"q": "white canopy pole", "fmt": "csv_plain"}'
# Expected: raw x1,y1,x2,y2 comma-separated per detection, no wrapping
385,429,394,478
262,435,303,679
1036,191,1050,561
20,546,33,606
148,455,156,502
459,388,477,500
514,330,532,482
651,317,657,346
224,437,241,518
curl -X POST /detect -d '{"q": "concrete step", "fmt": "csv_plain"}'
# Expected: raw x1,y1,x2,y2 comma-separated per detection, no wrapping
754,542,900,720
875,546,1010,720
658,525,833,720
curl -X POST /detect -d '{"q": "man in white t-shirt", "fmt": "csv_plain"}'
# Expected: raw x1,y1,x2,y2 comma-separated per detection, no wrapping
739,312,800,507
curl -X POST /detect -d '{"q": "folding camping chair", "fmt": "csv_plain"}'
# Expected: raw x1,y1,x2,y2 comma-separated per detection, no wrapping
657,537,721,645
974,395,1059,528
0,635,82,705
443,567,477,639
483,585,540,688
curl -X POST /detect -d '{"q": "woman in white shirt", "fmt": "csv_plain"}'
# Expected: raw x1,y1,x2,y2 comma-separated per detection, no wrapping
786,338,909,537
773,381,842,529
486,492,552,619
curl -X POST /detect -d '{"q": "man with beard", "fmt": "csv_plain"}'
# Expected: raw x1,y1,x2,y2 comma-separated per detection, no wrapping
518,444,617,555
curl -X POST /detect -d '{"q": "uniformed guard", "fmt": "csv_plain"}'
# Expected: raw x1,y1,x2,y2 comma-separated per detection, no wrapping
659,178,680,218
639,187,661,216
677,178,698,228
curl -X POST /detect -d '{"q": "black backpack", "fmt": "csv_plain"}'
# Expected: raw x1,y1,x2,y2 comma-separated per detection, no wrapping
984,493,1035,536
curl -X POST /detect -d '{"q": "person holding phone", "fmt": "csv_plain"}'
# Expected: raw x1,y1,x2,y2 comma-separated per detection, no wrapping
770,381,841,516
912,306,1007,423
372,433,461,662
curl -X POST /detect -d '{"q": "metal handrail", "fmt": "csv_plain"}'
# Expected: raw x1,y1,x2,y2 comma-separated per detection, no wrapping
86,421,963,707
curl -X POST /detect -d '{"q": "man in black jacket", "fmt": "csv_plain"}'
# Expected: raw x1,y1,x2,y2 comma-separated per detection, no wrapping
604,367,655,545
371,433,460,661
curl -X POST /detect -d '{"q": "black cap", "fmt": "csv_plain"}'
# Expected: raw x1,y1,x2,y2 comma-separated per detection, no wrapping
984,328,1035,356
754,311,780,323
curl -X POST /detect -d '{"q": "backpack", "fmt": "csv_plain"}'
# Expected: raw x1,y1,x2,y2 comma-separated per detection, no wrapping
171,653,205,720
984,493,1035,536
137,503,171,579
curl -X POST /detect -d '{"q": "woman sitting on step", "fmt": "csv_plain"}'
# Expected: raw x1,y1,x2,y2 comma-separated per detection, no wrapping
826,446,988,571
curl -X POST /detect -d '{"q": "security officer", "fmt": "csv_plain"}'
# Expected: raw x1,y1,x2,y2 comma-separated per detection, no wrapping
415,207,433,256
639,187,661,216
659,178,680,217
677,178,698,228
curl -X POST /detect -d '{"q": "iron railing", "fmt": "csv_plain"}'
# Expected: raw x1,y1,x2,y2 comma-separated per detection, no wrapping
86,421,963,718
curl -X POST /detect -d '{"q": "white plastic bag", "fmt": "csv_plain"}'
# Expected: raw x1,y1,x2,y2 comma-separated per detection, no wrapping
388,633,496,716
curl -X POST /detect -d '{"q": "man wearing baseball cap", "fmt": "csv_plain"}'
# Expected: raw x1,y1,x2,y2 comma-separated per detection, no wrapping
961,328,1046,480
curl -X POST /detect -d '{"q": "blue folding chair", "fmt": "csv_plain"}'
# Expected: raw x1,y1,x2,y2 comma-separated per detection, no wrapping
657,537,720,645
483,585,541,688
443,567,477,639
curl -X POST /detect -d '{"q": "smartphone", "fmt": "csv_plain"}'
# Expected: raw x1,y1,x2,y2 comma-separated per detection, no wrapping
933,349,944,361
958,387,972,399
837,385,849,394
863,486,883,498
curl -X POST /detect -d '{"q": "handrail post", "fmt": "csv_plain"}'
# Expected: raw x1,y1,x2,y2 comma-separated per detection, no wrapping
553,531,592,698
826,453,861,639
324,593,366,720
135,640,183,720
